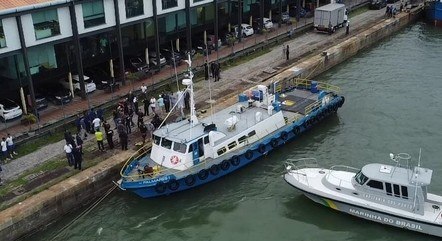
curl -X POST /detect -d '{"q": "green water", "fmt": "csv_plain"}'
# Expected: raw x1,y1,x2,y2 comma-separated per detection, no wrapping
32,22,442,241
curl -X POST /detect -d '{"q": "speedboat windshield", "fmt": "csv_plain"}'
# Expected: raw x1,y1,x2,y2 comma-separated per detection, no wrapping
355,171,368,185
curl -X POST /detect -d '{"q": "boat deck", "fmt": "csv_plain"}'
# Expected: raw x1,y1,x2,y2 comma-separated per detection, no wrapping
280,89,319,115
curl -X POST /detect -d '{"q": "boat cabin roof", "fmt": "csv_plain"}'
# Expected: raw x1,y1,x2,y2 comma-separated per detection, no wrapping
153,103,273,144
361,163,433,186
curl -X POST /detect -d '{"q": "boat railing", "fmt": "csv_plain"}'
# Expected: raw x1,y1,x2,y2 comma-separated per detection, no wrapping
284,158,319,187
291,78,341,93
305,99,322,115
325,165,359,188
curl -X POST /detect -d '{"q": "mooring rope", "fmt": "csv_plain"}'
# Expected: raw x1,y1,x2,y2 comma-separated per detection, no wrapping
49,185,117,241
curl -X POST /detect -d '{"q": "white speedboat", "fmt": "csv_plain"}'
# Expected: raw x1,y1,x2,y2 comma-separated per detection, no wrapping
283,152,442,237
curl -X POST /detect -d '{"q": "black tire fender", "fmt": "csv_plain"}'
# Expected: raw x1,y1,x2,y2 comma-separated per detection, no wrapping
245,150,253,160
258,144,266,154
168,179,179,191
210,164,220,176
220,160,230,171
231,155,240,166
184,175,196,186
155,181,167,193
198,169,209,180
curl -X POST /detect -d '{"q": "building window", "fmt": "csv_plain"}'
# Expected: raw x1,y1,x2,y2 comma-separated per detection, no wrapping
82,0,106,28
32,9,61,40
126,0,144,18
162,0,178,9
0,20,5,48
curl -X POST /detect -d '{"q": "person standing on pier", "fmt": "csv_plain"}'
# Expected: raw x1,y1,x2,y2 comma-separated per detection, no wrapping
346,20,350,35
286,45,290,61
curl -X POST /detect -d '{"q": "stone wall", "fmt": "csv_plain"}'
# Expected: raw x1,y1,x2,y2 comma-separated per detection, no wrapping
0,151,132,241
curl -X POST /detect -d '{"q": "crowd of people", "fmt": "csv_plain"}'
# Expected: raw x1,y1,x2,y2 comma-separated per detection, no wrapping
65,87,192,172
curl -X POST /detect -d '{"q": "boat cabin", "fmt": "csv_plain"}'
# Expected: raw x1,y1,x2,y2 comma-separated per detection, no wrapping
352,163,433,215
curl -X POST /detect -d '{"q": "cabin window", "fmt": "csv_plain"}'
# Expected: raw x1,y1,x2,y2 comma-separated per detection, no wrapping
203,136,209,144
385,182,392,196
161,138,172,149
173,142,187,153
228,141,237,150
217,147,226,155
248,130,256,137
367,180,383,190
238,135,248,144
401,186,409,199
188,144,193,153
393,184,400,198
355,171,368,185
153,135,161,145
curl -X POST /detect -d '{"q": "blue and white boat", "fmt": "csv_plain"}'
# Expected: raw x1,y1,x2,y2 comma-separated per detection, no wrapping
115,56,345,198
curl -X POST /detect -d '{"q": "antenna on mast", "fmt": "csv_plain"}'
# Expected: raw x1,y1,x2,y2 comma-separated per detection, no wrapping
170,40,180,92
204,43,215,123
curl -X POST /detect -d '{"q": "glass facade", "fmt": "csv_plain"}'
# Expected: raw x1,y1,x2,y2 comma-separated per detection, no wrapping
0,54,26,100
158,10,186,34
32,9,61,40
82,0,106,28
0,20,5,48
125,0,144,18
162,0,178,9
28,44,58,76
190,4,215,26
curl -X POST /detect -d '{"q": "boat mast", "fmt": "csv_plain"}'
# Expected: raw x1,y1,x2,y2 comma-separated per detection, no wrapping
183,55,198,128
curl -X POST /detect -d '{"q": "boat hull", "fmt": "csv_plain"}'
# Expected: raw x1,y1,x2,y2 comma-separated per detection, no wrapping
121,95,345,198
426,1,442,27
285,179,442,237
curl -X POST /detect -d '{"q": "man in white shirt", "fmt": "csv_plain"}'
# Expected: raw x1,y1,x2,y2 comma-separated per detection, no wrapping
149,96,156,115
92,117,101,131
141,83,147,95
1,137,10,162
6,134,17,156
64,142,74,166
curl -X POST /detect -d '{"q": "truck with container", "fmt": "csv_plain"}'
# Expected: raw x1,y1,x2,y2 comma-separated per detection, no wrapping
314,3,347,34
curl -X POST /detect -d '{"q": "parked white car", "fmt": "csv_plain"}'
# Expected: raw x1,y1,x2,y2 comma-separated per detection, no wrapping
0,99,23,121
263,18,274,29
235,24,254,37
60,75,96,94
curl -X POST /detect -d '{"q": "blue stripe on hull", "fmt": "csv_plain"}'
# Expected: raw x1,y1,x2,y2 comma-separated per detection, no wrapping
128,96,345,198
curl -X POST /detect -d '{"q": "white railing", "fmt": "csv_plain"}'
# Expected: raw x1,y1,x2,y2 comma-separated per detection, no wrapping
325,165,359,188
284,158,319,187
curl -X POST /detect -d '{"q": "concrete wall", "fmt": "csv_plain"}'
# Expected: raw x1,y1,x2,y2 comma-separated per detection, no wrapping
0,7,423,241
0,17,21,54
0,151,133,241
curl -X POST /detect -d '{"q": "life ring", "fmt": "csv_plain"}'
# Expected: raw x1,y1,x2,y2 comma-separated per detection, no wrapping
293,126,300,135
210,164,220,176
154,181,167,193
170,155,180,165
271,138,278,148
185,174,196,186
198,169,209,180
280,131,288,141
220,160,230,171
258,144,266,154
245,150,253,160
230,156,240,166
168,179,179,191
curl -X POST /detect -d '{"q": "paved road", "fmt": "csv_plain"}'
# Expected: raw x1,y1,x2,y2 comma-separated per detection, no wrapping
0,7,392,183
